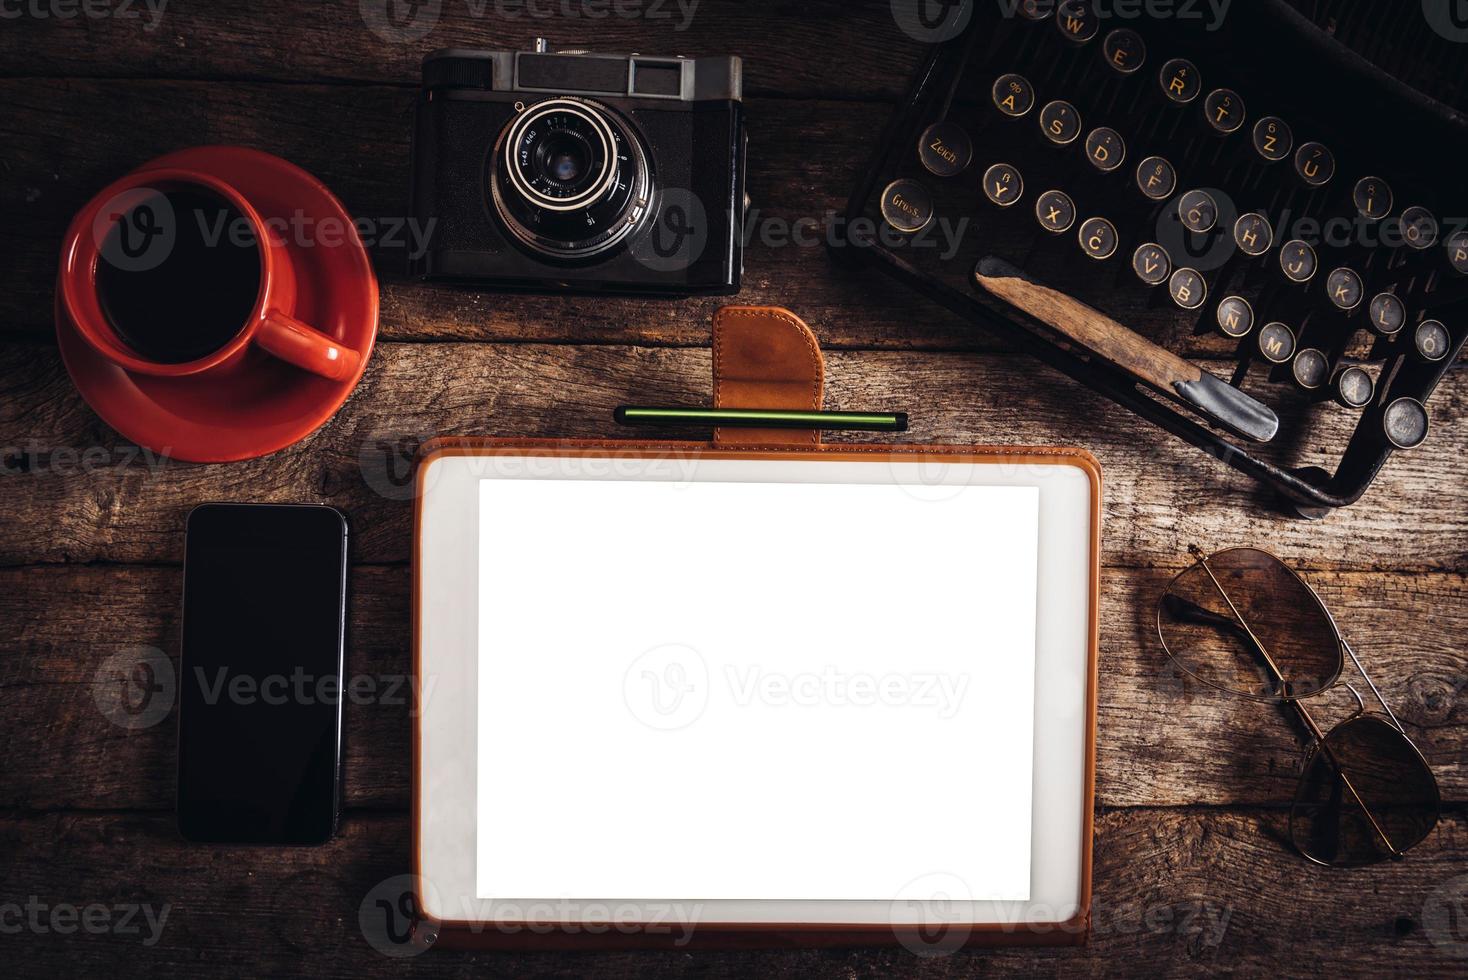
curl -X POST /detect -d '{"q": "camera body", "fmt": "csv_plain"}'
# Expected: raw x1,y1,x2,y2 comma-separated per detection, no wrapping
409,42,746,295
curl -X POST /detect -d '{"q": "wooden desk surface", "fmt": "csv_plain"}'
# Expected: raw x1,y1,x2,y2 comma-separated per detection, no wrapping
1,2,1464,976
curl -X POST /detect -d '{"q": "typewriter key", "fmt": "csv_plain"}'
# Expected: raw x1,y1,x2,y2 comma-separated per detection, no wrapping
1079,217,1120,260
1159,58,1201,104
1325,267,1364,312
982,163,1025,207
1178,190,1218,233
1446,231,1468,275
1203,89,1246,134
1369,292,1407,335
1333,365,1375,409
1383,397,1430,450
1036,190,1077,233
1353,177,1393,221
879,179,934,234
1085,127,1127,173
1136,155,1178,201
1293,141,1335,187
992,73,1036,118
1258,322,1297,363
1132,242,1172,286
1292,348,1329,390
1279,240,1318,283
1168,267,1207,309
1216,295,1255,337
1039,100,1083,145
1017,0,1050,19
1414,319,1451,361
1400,206,1439,250
918,122,973,178
1102,28,1146,74
1055,0,1100,44
1234,212,1273,256
1252,117,1293,162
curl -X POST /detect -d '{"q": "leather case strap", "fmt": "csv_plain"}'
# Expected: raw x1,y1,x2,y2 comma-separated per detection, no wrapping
712,305,825,447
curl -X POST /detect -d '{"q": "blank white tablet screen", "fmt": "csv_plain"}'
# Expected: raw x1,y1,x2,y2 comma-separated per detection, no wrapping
477,476,1039,902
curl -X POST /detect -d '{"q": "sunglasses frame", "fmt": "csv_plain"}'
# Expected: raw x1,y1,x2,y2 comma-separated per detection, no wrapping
1290,713,1440,868
1157,545,1440,866
1156,545,1348,703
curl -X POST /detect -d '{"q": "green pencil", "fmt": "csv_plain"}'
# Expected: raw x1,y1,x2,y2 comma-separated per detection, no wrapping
613,406,908,432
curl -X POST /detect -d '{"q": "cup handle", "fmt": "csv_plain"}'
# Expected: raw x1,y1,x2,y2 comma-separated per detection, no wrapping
255,311,361,382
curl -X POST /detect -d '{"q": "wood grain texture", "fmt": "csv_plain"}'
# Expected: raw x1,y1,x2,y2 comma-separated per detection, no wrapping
3,563,1464,813
2,808,1465,976
0,78,982,348
975,261,1206,386
5,74,1414,363
0,0,921,97
3,341,1465,569
5,1,1468,975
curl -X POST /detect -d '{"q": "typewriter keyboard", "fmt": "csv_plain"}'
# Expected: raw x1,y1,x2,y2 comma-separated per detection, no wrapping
850,0,1468,508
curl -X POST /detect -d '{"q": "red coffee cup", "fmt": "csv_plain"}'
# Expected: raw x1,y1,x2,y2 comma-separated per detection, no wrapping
59,166,361,381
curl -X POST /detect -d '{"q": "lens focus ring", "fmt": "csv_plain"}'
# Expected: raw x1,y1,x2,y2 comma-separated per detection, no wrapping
505,100,616,209
490,97,653,259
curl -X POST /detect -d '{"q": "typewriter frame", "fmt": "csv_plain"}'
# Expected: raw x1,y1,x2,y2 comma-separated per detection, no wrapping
841,0,1468,516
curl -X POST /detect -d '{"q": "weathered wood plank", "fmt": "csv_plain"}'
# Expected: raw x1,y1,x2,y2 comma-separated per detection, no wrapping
0,0,923,98
1,78,985,349
4,76,1387,362
2,341,1465,569
4,563,1463,811
4,3,1462,976
1,808,1464,977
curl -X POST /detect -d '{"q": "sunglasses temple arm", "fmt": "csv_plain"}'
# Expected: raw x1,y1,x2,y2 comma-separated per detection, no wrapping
1186,546,1291,692
1287,699,1405,859
1342,638,1406,735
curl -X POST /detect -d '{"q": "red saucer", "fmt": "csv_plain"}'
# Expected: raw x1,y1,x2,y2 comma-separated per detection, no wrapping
56,146,379,463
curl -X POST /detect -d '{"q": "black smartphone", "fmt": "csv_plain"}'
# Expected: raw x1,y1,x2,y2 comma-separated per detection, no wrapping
177,503,348,844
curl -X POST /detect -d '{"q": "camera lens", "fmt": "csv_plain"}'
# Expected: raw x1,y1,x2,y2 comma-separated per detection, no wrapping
521,122,601,201
540,134,589,186
550,150,580,182
490,97,653,260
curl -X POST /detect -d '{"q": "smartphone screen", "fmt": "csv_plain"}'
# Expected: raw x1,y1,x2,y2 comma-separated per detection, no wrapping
177,503,348,844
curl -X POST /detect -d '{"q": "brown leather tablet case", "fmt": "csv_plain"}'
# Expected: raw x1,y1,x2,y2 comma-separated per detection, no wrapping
411,306,1101,950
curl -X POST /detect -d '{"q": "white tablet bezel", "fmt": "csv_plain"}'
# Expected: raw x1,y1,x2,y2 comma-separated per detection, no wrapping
414,444,1097,938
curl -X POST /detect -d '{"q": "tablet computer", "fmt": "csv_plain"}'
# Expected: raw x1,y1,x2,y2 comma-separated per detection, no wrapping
412,440,1099,950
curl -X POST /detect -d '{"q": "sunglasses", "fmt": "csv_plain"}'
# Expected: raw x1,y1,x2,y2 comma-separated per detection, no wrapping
1157,545,1441,867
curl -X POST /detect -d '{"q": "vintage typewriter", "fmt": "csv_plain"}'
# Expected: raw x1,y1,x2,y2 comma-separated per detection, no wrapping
844,0,1468,514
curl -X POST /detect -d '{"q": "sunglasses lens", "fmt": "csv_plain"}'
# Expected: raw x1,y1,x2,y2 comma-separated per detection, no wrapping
1291,715,1439,866
1158,548,1341,700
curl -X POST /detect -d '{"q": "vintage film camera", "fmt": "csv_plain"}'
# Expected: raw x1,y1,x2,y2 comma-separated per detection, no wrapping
409,40,746,295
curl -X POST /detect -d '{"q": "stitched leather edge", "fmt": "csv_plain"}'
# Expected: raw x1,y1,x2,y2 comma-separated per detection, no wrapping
419,436,1099,463
712,305,824,446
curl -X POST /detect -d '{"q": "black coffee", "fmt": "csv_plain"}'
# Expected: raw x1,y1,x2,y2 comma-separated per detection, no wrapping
96,187,262,364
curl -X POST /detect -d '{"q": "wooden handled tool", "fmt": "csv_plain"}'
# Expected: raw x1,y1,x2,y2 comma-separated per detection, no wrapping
974,257,1279,443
